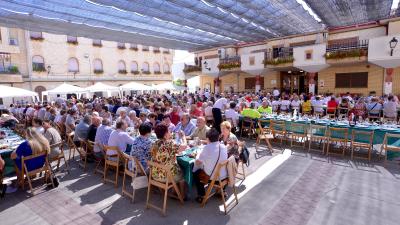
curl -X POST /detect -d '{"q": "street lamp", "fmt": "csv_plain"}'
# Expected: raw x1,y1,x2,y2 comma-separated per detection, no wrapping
47,65,51,77
389,37,398,56
84,53,92,80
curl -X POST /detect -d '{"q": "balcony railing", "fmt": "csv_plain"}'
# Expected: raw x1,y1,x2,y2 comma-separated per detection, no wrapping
264,47,294,66
67,36,78,45
325,40,369,59
0,65,19,74
183,64,201,73
218,56,241,70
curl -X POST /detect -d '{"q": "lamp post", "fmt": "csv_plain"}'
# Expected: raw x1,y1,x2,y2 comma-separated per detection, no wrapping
47,65,51,79
389,37,398,56
84,53,91,81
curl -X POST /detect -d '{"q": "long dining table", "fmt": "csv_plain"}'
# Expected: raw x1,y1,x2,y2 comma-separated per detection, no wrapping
0,128,25,176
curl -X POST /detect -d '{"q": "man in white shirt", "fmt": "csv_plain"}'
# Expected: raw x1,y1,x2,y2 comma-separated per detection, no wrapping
108,120,135,155
272,87,280,99
383,95,398,118
193,128,228,201
225,102,239,127
212,95,228,133
311,96,324,113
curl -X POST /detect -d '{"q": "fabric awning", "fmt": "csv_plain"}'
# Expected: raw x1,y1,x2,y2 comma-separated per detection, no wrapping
84,82,120,93
120,82,152,91
0,85,38,98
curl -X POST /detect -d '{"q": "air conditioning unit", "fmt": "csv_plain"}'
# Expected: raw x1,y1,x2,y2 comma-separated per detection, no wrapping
9,38,18,46
218,48,226,59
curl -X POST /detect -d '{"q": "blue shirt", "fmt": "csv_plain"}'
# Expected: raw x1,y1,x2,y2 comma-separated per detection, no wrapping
173,121,196,136
94,125,113,152
15,141,46,171
74,121,90,142
130,136,153,170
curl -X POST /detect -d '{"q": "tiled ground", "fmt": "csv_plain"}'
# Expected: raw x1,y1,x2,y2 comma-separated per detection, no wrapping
1,142,400,225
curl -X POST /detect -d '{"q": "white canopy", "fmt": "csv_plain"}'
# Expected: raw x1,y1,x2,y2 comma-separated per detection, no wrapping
43,83,86,95
84,82,120,93
153,82,186,91
0,85,38,98
120,82,152,91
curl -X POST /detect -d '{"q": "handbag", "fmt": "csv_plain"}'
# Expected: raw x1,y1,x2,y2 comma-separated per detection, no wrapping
199,144,221,184
239,145,250,167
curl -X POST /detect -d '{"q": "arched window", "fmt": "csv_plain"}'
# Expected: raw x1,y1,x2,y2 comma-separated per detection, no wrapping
142,62,149,72
118,60,127,73
130,61,138,72
32,55,45,72
93,58,103,73
68,57,79,72
163,63,170,73
153,62,160,73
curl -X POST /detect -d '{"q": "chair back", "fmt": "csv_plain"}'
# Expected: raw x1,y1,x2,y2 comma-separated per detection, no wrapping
270,120,285,132
290,123,307,135
338,107,349,116
147,160,173,183
103,145,121,160
22,151,48,173
258,119,270,132
310,124,327,137
120,153,146,176
242,117,254,126
368,109,381,118
351,130,373,144
210,159,229,184
383,133,400,150
328,127,348,140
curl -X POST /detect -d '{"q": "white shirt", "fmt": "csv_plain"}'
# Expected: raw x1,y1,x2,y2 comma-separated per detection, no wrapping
107,129,135,155
116,107,128,116
312,100,324,112
280,100,291,111
291,100,300,110
273,89,280,97
224,109,239,126
213,98,228,110
204,106,213,117
383,101,398,118
271,100,280,111
195,142,228,179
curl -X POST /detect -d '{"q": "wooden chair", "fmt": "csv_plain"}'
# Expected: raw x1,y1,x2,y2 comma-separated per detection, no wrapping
120,153,148,203
351,130,374,162
380,133,400,167
308,124,328,154
201,157,239,214
337,107,349,119
240,117,256,138
256,119,273,152
146,161,183,216
93,142,106,176
76,139,93,171
66,132,77,161
326,107,337,119
313,106,324,117
326,127,349,157
21,152,54,195
288,123,308,150
270,120,286,147
103,145,121,187
49,141,69,172
367,109,381,121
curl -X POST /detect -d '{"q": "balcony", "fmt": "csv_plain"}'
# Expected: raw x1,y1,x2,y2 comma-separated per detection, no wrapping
67,36,78,45
325,40,368,65
0,62,23,83
264,47,294,69
293,43,329,73
117,43,126,50
240,51,266,75
217,56,241,72
183,64,202,75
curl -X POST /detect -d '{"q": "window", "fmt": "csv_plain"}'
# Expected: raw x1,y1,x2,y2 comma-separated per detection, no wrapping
68,58,79,72
249,56,255,65
117,42,126,49
142,45,149,51
305,50,313,60
118,60,127,73
67,36,78,44
130,61,138,73
245,77,264,90
154,62,161,74
163,63,170,74
30,31,43,40
93,58,103,73
130,44,138,50
0,53,12,72
8,28,18,46
153,47,160,53
142,62,150,74
335,72,368,88
163,49,170,54
32,55,46,72
93,39,102,47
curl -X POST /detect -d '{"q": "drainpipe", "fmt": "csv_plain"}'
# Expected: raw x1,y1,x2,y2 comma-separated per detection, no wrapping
25,30,33,91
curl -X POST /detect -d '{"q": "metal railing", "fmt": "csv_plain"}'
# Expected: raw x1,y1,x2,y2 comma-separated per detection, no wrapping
219,55,241,64
264,47,293,61
326,39,369,53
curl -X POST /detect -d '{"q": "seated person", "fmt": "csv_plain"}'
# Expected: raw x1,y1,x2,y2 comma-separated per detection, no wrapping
73,115,92,146
32,118,45,134
302,96,312,114
338,98,350,115
87,116,101,142
130,123,153,170
173,113,196,136
225,102,240,126
241,103,261,119
128,110,141,128
193,128,228,203
11,127,50,186
352,98,367,119
187,117,210,141
258,100,272,114
271,98,280,112
366,97,382,117
161,114,176,132
327,97,338,114
383,95,398,118
311,96,324,114
151,124,187,195
280,96,291,112
94,118,113,157
116,110,131,125
290,96,301,111
108,120,136,155
220,121,239,161
189,104,204,118
42,119,62,159
146,113,160,130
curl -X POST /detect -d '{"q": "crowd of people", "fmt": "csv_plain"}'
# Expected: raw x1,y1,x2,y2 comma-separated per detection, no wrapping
0,89,399,200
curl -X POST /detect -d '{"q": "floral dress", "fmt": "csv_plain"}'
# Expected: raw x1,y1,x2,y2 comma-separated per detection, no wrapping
150,139,182,182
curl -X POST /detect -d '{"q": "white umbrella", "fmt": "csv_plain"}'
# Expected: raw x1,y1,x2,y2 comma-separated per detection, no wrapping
43,83,85,95
153,82,186,91
84,82,120,92
120,82,152,91
0,85,38,98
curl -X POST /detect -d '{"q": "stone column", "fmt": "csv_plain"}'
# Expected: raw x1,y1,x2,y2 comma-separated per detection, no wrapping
255,75,261,93
308,72,316,94
384,68,394,95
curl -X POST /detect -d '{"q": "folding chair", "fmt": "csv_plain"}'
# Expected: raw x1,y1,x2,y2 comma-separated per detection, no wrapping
270,120,286,147
146,161,183,216
240,117,256,138
201,157,239,214
21,152,54,195
256,119,273,152
103,145,121,187
76,139,93,171
313,106,324,117
326,127,349,157
367,109,381,121
49,141,69,172
93,142,106,175
308,124,328,154
121,153,148,203
66,132,77,161
380,133,400,167
288,123,308,150
351,130,374,162
326,107,337,119
338,107,349,119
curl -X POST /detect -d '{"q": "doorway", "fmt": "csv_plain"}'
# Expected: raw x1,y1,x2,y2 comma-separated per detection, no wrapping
280,71,309,95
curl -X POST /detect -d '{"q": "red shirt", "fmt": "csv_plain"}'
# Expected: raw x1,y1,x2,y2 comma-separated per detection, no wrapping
190,108,204,118
327,100,338,113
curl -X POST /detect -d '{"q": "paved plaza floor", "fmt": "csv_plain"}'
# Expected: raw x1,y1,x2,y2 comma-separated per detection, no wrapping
1,142,400,225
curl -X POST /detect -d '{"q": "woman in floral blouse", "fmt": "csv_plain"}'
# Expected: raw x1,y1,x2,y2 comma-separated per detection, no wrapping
151,124,187,194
